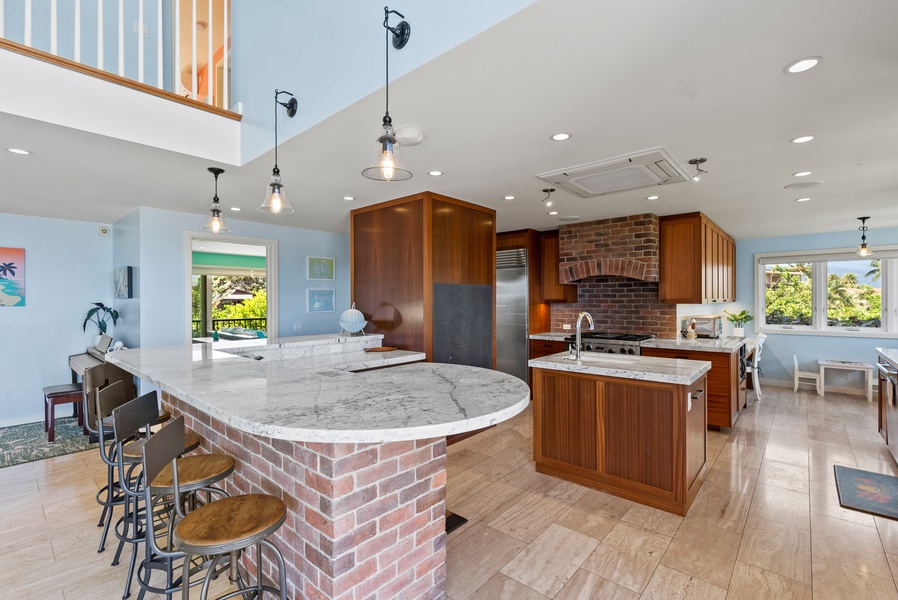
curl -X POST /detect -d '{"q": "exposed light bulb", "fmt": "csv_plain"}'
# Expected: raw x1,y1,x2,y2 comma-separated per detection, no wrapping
211,216,222,233
692,171,703,182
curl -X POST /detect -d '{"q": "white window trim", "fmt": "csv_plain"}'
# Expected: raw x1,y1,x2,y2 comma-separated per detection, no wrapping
755,246,898,338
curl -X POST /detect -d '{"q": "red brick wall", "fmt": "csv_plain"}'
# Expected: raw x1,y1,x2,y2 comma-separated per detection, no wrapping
550,214,678,338
163,392,447,600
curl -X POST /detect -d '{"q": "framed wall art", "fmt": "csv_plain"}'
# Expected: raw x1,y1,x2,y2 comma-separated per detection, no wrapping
307,289,335,313
0,247,25,307
307,256,335,281
113,266,134,299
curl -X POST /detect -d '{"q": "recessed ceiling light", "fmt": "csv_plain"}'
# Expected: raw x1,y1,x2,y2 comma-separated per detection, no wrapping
343,196,355,201
793,171,812,177
551,133,571,141
784,56,821,74
6,148,30,155
230,207,242,211
548,211,559,215
790,135,814,144
428,170,443,176
504,195,515,201
795,197,811,202
646,195,660,201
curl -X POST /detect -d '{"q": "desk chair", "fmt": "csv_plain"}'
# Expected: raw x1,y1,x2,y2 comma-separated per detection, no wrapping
793,355,822,395
747,333,767,400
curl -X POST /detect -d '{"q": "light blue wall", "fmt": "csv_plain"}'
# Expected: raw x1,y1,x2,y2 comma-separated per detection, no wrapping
679,224,898,392
0,213,113,427
231,0,537,161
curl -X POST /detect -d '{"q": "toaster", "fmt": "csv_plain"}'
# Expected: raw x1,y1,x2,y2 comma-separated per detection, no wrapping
681,315,723,338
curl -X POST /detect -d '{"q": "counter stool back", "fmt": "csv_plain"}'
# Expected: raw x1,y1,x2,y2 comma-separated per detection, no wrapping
747,333,767,401
143,417,287,600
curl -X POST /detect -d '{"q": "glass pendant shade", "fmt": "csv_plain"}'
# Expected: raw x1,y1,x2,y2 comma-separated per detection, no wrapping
362,122,412,182
856,242,874,258
202,206,230,233
258,168,295,214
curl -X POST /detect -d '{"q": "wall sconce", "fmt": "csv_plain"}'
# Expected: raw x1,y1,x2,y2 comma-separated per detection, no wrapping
259,89,297,214
856,216,875,257
202,167,230,233
689,157,708,182
361,6,413,182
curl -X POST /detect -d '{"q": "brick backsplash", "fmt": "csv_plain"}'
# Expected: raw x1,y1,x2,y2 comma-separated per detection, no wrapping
550,278,678,337
551,213,677,337
163,392,447,600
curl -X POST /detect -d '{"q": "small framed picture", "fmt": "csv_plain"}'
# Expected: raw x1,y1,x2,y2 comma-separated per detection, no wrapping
307,256,335,281
307,289,335,313
113,266,133,299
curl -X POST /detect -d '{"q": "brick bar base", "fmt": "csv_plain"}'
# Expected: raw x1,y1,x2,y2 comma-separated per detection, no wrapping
163,392,447,600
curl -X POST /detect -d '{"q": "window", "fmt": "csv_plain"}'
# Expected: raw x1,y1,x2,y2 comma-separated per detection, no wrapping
756,248,894,336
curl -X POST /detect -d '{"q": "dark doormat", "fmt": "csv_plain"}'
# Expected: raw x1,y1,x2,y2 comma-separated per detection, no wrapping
834,465,898,520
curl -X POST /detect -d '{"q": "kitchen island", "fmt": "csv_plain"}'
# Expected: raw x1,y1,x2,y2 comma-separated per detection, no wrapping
108,334,530,600
529,351,710,515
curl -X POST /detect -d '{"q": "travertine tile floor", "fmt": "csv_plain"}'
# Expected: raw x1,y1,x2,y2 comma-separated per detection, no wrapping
1,386,896,599
445,387,898,600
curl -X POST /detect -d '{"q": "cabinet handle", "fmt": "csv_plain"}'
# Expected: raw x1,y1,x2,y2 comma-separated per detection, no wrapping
693,389,705,398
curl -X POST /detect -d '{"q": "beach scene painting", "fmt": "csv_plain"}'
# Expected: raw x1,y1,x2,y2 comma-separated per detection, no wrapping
0,248,25,307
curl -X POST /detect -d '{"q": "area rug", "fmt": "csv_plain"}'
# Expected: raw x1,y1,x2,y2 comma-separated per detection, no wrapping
0,417,98,468
834,465,898,520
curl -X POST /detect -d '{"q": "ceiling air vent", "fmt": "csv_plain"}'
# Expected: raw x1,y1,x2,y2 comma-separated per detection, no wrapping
537,147,688,198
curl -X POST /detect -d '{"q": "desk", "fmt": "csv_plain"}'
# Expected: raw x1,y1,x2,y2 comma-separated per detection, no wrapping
818,359,874,402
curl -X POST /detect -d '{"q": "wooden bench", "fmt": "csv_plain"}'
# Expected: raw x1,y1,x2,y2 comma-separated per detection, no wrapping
818,359,875,402
43,383,84,442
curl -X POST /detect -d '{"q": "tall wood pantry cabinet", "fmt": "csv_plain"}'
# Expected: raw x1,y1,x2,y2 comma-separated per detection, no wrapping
351,192,496,367
659,212,736,304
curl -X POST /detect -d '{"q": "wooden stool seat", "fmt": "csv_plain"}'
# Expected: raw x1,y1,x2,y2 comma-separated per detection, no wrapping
121,429,202,462
175,494,287,555
43,382,84,442
150,454,236,493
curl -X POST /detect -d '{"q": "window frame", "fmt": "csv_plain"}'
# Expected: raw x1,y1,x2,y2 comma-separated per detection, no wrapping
755,246,896,338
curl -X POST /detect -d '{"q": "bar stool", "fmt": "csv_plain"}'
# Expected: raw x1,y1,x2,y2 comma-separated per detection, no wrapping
142,416,287,600
111,395,235,600
43,382,84,442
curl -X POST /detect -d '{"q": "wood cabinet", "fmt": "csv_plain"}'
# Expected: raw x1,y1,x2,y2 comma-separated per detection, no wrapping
529,339,569,360
532,368,708,515
540,230,578,303
659,212,735,304
351,192,496,366
641,347,744,428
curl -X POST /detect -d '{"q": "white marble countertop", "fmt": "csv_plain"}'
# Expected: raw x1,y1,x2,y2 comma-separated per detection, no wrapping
876,348,898,370
529,352,711,385
108,337,530,443
641,336,749,354
529,332,570,341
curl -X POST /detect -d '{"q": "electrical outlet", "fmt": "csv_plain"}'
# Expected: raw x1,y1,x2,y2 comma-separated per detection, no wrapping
562,324,572,330
843,372,851,381
293,322,303,333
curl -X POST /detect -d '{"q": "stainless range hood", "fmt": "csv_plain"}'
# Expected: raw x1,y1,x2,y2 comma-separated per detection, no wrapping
537,147,688,198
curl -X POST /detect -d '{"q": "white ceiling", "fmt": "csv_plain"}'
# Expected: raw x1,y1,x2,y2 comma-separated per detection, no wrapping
2,0,897,241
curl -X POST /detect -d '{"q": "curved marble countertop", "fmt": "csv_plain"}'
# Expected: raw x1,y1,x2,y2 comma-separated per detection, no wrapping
642,336,749,354
877,348,898,370
107,339,531,444
529,352,711,385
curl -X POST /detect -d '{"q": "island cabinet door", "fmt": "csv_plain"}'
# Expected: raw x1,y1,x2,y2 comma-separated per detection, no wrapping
533,369,601,474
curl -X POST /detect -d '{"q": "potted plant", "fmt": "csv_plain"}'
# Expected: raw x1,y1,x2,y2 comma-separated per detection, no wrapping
724,309,753,337
83,302,120,342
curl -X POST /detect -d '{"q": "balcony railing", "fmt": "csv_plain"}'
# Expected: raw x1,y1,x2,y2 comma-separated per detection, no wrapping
0,0,232,110
192,317,267,337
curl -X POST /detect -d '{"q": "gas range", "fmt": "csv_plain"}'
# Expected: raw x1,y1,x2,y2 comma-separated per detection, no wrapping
562,332,655,356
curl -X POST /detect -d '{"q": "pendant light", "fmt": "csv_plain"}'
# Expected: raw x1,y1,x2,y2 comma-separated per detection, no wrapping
361,6,412,182
689,157,707,182
542,188,555,207
855,216,875,258
258,89,297,214
202,167,230,233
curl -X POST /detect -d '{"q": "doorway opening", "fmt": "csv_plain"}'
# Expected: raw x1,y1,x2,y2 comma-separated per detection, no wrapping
189,235,278,342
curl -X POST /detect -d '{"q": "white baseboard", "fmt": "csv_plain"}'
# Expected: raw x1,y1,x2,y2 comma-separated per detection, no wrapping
758,378,876,398
0,413,45,428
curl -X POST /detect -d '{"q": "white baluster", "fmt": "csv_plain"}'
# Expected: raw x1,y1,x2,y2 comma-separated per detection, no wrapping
138,0,144,83
97,0,103,70
50,0,57,55
206,0,212,104
24,0,32,47
222,0,228,109
174,0,180,93
191,0,197,100
0,0,4,38
74,0,81,63
117,0,124,76
156,0,162,88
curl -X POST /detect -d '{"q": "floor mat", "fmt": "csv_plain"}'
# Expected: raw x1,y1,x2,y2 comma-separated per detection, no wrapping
0,417,97,468
834,465,898,520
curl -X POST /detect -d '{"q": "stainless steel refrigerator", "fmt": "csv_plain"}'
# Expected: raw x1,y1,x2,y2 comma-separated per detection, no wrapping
496,249,529,383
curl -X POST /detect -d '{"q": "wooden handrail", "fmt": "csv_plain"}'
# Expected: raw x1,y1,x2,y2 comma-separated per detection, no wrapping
0,38,242,121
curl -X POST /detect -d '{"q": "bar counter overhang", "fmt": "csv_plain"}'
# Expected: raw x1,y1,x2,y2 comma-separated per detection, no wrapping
107,335,530,599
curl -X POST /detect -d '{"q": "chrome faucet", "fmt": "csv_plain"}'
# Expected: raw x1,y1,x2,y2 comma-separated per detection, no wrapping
575,311,594,361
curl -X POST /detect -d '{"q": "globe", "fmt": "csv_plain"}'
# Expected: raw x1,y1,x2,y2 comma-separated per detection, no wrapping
339,303,367,334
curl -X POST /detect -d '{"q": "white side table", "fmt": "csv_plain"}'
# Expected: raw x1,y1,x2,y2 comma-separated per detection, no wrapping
818,359,875,402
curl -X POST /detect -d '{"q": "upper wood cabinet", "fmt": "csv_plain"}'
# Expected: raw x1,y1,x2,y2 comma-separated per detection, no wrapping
659,212,735,304
540,231,578,303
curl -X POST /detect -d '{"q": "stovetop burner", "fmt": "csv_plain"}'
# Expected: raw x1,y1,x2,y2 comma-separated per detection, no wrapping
567,332,654,342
